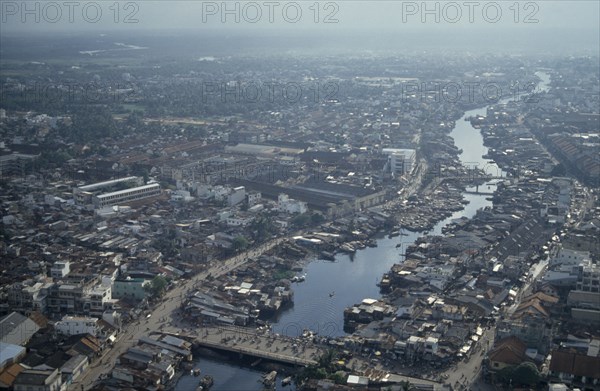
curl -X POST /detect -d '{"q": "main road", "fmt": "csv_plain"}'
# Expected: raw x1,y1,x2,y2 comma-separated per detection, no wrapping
69,237,286,391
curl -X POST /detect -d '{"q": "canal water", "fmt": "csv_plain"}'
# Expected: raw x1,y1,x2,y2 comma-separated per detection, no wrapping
175,72,550,390
175,356,297,391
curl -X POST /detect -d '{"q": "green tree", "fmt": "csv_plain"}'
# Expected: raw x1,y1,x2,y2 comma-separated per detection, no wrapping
231,236,248,253
249,216,274,242
310,212,325,225
144,275,168,298
329,371,346,384
317,349,337,371
496,366,514,384
511,362,540,386
291,213,311,228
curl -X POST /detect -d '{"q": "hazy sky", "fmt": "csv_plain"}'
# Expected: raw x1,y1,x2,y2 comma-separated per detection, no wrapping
1,1,599,53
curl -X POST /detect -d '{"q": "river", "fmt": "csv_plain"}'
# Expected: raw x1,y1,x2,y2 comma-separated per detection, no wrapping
271,72,549,336
175,71,550,390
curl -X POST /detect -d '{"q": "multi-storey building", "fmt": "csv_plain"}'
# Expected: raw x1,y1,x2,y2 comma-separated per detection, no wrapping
577,264,600,293
382,148,416,176
50,261,70,279
93,183,161,208
7,280,54,315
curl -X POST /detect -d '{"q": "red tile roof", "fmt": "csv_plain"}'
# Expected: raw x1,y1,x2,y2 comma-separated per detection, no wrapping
488,336,527,365
550,350,600,379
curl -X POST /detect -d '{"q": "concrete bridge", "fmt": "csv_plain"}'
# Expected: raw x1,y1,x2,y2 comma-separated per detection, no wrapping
463,189,495,195
175,326,323,366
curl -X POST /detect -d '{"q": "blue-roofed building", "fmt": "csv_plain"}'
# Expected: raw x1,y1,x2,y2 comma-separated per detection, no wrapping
0,342,26,372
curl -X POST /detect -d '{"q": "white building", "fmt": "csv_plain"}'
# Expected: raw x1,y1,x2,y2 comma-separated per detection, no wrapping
73,176,142,205
577,264,600,293
277,194,307,214
50,261,70,279
247,192,262,206
227,186,246,206
550,246,591,269
55,316,99,337
61,354,89,385
86,285,113,317
226,216,252,227
93,183,161,208
197,184,229,201
8,280,53,314
404,335,439,357
382,148,416,175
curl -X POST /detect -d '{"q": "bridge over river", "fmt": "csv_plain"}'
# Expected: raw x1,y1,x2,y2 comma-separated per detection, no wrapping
170,326,324,366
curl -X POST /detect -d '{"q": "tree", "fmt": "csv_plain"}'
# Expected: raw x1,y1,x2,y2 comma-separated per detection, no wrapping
330,371,346,384
496,366,514,384
310,212,325,225
144,275,168,299
249,216,274,242
231,236,248,253
511,362,540,386
317,349,337,371
291,213,311,228
295,350,338,385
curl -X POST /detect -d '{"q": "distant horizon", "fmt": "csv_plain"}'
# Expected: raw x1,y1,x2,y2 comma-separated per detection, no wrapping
1,27,599,59
1,0,598,57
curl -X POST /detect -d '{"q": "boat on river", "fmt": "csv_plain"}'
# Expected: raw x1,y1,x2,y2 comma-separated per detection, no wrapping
197,375,214,390
262,371,277,386
281,376,293,386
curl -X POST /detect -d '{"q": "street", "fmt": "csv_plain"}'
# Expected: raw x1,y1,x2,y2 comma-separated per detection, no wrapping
69,237,285,390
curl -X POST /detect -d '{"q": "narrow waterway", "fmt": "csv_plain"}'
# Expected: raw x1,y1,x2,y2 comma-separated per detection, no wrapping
175,356,296,391
175,72,550,390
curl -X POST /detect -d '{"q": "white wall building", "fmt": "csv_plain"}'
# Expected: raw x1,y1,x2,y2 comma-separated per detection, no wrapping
73,176,142,205
50,261,70,279
93,183,161,208
197,184,229,201
577,264,600,293
55,316,99,337
86,285,113,316
382,148,416,175
277,194,307,214
550,246,591,269
227,186,246,206
247,192,262,206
